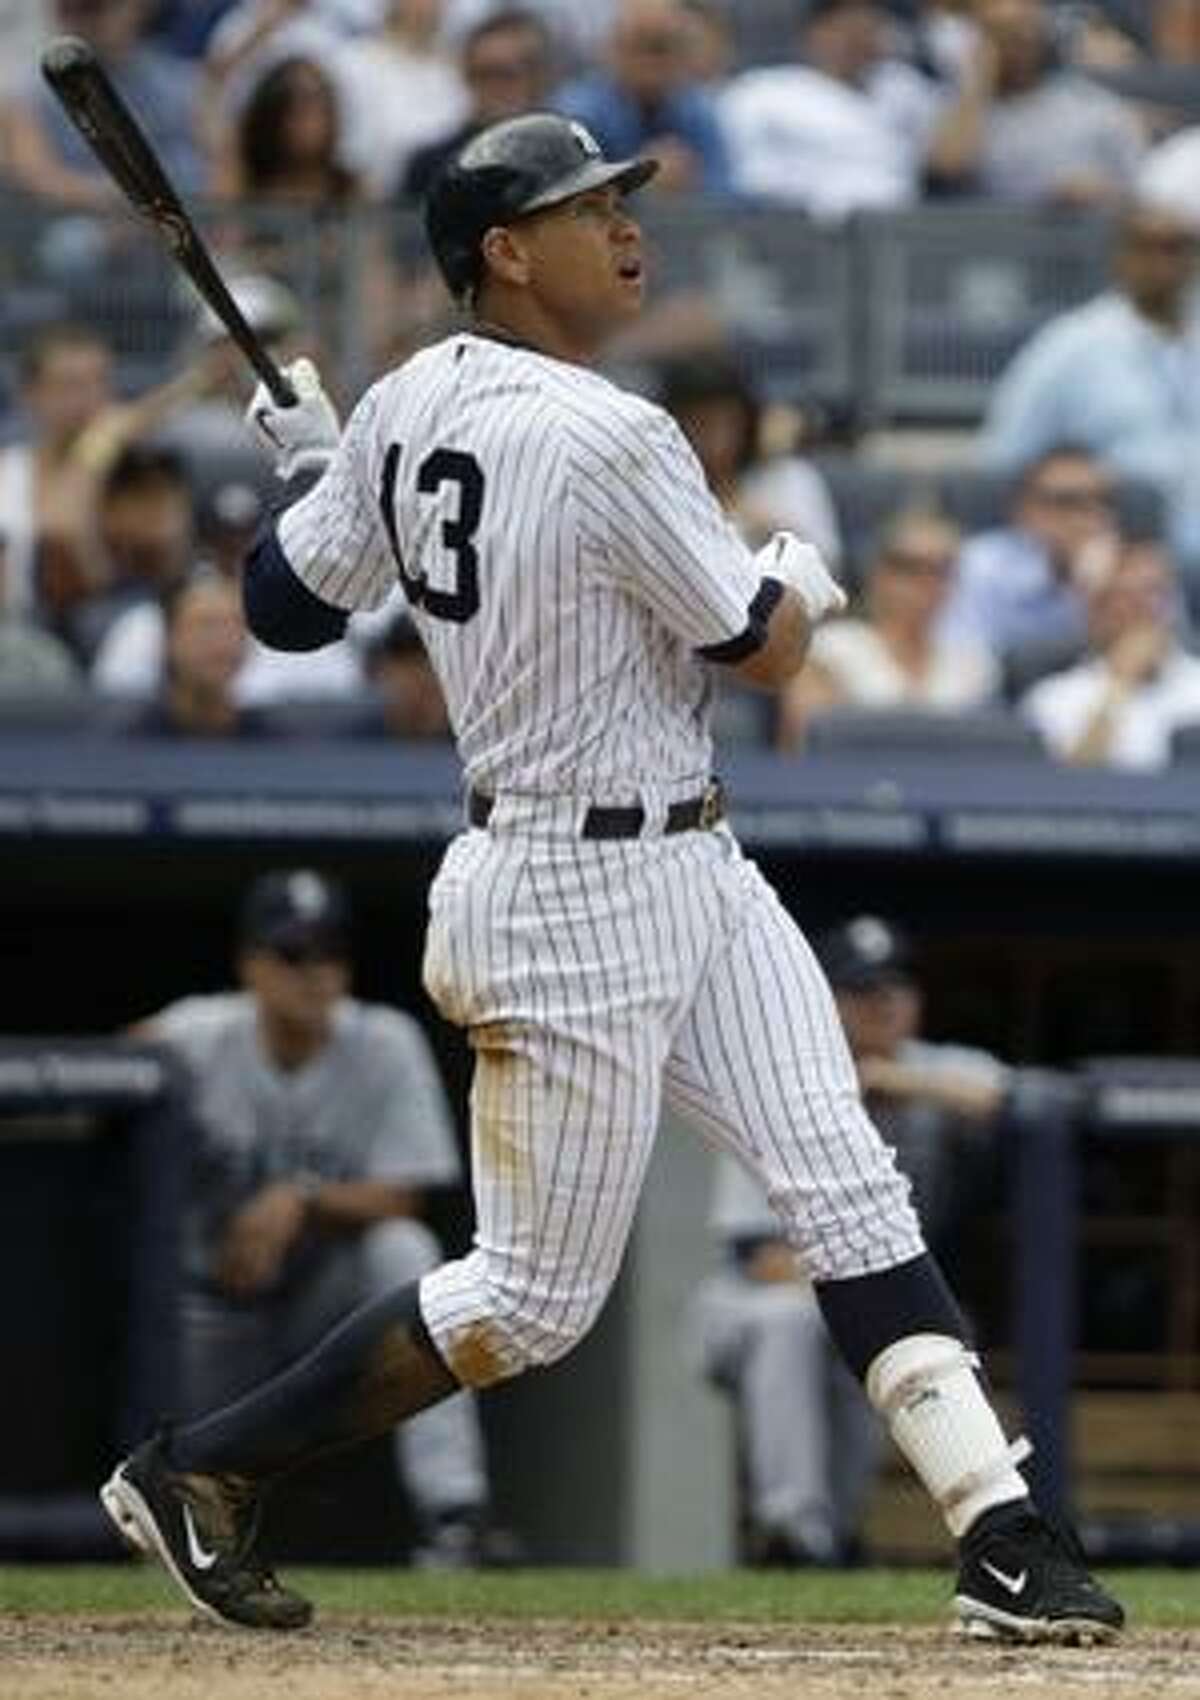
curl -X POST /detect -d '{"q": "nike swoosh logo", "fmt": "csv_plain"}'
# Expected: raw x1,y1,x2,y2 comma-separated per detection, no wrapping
182,1502,220,1571
982,1559,1028,1596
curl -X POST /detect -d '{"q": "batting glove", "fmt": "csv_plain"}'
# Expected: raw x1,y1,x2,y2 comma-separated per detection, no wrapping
757,531,847,623
246,357,340,481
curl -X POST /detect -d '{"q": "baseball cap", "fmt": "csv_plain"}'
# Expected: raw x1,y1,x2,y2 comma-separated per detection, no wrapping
239,869,350,958
817,915,913,991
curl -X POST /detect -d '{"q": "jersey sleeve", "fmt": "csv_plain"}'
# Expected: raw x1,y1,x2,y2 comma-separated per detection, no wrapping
574,404,769,653
359,1011,462,1188
276,385,397,613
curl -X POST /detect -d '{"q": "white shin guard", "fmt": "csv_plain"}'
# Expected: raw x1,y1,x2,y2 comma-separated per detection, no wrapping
865,1333,1031,1538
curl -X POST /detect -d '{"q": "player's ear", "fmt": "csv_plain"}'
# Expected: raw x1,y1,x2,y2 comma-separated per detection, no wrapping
480,223,532,288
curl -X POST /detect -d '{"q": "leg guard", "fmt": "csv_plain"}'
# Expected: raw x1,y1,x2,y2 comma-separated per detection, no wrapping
866,1333,1031,1538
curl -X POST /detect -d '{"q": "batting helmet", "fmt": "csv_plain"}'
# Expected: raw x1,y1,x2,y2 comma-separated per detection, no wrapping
424,112,658,301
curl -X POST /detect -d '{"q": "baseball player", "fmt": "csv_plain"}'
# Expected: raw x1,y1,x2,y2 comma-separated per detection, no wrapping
99,113,1124,1644
130,867,497,1568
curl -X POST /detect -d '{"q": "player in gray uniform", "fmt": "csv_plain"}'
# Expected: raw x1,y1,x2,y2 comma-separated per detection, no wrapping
134,868,494,1566
99,113,1123,1643
691,916,1009,1568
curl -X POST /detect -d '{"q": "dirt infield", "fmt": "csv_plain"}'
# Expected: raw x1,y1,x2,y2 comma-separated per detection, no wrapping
4,1615,1200,1700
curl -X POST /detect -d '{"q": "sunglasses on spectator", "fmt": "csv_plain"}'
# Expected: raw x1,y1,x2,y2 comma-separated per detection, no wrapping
469,53,544,82
269,940,345,967
1029,485,1114,509
1125,232,1197,256
881,550,956,577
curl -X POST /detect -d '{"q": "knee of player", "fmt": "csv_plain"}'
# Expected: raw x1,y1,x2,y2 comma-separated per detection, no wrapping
446,1279,607,1385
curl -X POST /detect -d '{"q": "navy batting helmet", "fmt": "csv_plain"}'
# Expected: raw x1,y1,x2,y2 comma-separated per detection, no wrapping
424,112,658,302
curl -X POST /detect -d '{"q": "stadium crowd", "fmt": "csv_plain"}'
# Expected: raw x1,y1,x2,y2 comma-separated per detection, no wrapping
3,0,1200,768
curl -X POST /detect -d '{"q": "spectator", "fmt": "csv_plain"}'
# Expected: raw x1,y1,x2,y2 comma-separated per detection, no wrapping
940,447,1118,672
401,9,555,201
690,915,1009,1569
0,0,202,208
337,0,471,198
926,0,1145,204
554,0,733,195
1021,535,1200,768
360,610,453,738
779,508,998,751
128,867,506,1567
444,0,617,71
680,0,735,91
1156,0,1200,61
78,445,200,664
979,200,1200,597
223,55,361,204
115,570,272,737
718,0,943,218
657,352,842,560
660,351,842,748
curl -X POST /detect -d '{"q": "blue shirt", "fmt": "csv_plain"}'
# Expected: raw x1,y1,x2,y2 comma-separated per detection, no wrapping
980,292,1200,581
553,74,732,194
937,526,1088,657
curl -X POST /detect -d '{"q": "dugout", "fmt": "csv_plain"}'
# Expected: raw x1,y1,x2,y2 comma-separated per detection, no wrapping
3,734,1200,1566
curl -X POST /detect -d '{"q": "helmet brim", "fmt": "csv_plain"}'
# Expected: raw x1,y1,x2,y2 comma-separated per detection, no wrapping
517,155,659,217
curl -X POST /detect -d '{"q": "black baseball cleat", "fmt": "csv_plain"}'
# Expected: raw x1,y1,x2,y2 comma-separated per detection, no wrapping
954,1504,1125,1645
100,1435,312,1630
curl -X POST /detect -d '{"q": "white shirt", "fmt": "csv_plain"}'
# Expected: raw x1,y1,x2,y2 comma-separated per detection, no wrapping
280,332,766,798
808,618,999,709
719,61,943,220
336,38,469,198
91,598,367,705
1021,646,1200,769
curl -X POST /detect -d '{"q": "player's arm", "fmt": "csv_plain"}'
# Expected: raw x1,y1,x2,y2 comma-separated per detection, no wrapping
241,361,393,652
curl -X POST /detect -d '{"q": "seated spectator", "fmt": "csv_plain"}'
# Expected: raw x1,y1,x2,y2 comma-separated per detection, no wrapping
359,610,452,739
926,0,1145,204
219,54,361,205
979,199,1200,597
689,915,1009,1568
1021,536,1200,768
401,9,556,202
444,0,616,72
719,0,943,218
0,0,202,209
337,0,471,198
77,446,200,665
660,351,842,748
116,570,274,738
940,446,1117,670
779,509,997,751
657,352,842,560
554,0,732,195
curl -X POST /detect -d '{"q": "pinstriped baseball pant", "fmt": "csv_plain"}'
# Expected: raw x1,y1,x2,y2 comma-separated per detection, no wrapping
418,821,925,1389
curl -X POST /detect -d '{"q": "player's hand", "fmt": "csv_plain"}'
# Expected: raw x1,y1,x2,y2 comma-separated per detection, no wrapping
758,532,847,623
246,356,340,481
215,1182,310,1295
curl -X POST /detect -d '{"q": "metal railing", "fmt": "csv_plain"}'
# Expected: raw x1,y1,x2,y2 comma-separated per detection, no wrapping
0,190,1116,428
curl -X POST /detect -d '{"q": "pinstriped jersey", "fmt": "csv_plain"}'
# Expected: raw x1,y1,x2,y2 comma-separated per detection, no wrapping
278,332,765,797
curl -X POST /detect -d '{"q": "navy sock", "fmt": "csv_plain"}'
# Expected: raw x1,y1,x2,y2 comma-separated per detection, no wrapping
167,1280,457,1478
815,1252,970,1382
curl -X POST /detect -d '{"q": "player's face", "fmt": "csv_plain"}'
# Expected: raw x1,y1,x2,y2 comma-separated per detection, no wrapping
512,185,646,346
241,946,349,1037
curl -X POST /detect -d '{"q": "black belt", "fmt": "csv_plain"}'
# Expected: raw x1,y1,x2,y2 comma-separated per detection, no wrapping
468,780,725,840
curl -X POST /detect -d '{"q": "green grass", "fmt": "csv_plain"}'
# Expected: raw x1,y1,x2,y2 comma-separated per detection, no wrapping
1,1565,1199,1626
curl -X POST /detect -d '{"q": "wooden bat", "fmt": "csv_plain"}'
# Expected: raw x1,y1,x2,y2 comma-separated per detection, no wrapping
40,35,297,405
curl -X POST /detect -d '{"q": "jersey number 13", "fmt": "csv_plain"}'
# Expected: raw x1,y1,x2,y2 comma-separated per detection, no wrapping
379,443,484,625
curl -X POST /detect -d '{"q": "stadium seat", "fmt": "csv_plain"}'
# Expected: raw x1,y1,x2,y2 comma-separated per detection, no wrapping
804,704,1045,756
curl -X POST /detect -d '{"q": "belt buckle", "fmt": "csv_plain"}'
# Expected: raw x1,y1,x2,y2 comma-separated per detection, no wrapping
698,779,723,829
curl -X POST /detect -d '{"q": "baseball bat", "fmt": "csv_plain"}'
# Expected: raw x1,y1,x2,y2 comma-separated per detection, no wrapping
40,36,297,405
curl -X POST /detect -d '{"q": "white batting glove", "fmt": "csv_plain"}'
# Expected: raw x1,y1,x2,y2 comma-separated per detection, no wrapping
246,356,340,481
756,531,847,623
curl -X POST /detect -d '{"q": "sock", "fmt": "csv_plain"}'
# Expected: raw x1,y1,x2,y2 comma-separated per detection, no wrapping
816,1255,1028,1539
167,1280,457,1478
